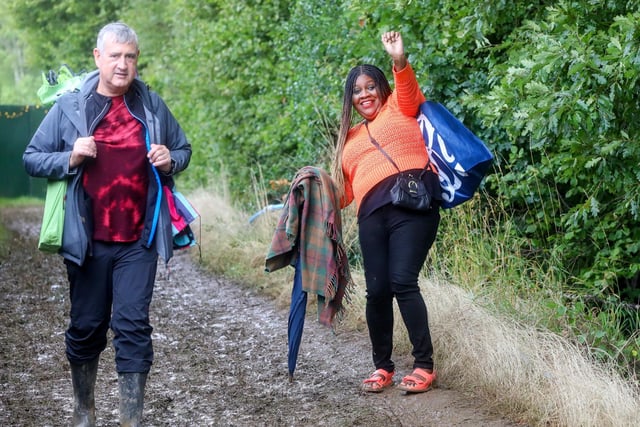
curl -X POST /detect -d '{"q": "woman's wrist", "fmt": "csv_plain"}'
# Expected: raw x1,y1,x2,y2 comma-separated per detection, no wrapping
393,55,407,71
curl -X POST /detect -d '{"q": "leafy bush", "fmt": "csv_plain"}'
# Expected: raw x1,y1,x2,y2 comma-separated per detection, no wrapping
469,3,640,304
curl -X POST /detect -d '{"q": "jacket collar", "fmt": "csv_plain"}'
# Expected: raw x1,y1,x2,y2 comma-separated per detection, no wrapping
78,70,147,98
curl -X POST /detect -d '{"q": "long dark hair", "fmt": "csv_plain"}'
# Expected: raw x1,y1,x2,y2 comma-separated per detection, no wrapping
331,64,392,199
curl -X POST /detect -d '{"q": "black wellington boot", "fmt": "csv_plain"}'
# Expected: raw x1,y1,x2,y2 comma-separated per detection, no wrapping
70,357,99,427
118,372,147,427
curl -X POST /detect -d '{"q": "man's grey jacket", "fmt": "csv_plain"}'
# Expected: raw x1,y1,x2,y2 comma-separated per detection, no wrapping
23,70,192,266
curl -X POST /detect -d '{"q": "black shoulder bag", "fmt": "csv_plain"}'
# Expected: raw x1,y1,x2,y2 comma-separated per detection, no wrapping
364,122,431,211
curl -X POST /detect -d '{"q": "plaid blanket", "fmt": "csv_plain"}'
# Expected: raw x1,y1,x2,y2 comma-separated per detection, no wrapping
265,166,353,325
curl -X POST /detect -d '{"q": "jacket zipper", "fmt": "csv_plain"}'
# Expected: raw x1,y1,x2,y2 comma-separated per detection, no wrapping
125,98,163,248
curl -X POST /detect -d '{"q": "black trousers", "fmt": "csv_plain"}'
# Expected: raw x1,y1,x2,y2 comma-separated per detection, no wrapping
64,240,158,373
358,203,440,373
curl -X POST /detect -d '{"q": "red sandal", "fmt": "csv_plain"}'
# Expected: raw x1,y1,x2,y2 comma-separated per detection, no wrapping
361,368,394,393
397,368,436,393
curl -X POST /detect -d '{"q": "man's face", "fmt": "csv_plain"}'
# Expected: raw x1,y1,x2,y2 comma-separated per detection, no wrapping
93,36,139,97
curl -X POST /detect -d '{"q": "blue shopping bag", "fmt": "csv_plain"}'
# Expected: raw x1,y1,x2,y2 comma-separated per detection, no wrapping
417,101,493,208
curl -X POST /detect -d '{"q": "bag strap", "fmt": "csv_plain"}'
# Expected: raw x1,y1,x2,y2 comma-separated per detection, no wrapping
364,121,401,172
364,121,430,177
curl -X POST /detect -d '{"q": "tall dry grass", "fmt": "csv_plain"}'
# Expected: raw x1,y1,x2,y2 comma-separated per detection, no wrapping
184,187,640,427
424,278,639,426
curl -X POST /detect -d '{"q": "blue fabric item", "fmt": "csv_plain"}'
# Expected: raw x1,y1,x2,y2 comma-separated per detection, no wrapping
418,101,493,208
288,257,307,380
172,190,199,225
163,185,199,249
248,204,284,224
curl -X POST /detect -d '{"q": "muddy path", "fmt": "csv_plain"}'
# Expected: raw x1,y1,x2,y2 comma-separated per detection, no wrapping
0,206,519,426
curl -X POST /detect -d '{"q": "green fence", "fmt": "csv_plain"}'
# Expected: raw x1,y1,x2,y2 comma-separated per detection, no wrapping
1,105,47,199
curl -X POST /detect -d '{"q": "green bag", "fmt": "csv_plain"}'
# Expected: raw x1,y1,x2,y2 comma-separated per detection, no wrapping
36,65,86,105
38,179,67,253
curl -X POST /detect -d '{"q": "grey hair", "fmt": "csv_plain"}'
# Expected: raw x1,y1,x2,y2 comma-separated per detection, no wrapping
96,22,138,52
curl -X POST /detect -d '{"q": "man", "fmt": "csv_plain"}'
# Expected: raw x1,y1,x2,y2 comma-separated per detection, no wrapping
23,22,191,426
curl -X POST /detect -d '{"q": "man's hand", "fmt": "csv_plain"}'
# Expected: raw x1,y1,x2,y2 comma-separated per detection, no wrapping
148,144,172,173
69,136,97,169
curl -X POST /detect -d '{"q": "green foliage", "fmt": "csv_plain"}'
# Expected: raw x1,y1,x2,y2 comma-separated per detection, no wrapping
1,0,126,104
6,0,124,72
469,2,640,302
155,0,302,203
0,1,38,104
547,295,640,375
117,0,176,83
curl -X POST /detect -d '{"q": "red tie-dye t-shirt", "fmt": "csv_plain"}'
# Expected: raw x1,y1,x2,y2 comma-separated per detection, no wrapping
83,96,149,242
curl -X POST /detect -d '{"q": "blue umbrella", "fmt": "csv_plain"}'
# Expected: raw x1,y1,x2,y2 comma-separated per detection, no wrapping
287,257,307,381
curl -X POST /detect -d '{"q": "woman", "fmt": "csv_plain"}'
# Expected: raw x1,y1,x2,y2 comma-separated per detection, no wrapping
331,31,440,393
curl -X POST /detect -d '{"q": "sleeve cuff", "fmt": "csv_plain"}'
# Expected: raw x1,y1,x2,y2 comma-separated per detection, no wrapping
161,159,176,176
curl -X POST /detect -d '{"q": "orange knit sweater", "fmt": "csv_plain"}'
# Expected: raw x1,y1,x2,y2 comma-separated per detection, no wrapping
342,63,431,211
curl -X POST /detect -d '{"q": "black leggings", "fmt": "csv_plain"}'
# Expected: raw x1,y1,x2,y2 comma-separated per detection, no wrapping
358,203,440,373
